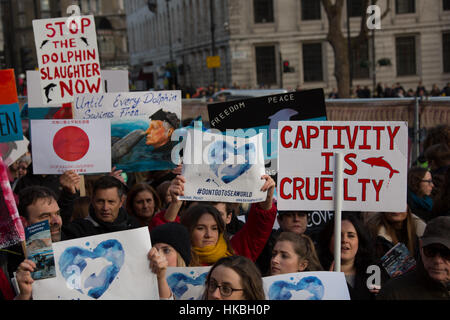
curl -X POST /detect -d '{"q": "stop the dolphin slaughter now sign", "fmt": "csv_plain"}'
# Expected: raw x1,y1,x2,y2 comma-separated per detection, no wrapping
33,15,102,106
277,121,408,212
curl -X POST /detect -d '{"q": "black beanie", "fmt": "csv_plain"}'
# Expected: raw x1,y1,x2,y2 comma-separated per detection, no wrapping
150,223,191,265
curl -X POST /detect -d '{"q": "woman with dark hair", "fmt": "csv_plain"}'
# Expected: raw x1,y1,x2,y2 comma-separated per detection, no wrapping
431,168,450,218
407,167,434,222
126,183,162,226
180,204,234,266
203,255,266,300
317,212,379,300
270,232,323,276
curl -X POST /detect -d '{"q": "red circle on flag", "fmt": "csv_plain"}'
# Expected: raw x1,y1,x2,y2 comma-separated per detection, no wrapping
53,126,90,162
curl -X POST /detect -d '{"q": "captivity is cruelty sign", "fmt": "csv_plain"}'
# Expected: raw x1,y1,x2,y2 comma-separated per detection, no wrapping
33,15,102,106
277,121,408,212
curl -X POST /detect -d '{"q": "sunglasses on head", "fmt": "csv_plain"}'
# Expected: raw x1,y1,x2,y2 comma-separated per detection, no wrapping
422,245,450,260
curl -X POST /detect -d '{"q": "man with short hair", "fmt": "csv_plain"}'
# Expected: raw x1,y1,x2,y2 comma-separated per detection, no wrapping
18,186,63,243
62,175,141,240
378,216,450,300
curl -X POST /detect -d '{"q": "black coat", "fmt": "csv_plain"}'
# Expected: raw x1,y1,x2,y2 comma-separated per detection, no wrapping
377,257,450,300
62,205,141,240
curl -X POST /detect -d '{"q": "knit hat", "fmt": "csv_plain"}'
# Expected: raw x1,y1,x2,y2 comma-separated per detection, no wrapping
421,216,450,249
150,223,191,265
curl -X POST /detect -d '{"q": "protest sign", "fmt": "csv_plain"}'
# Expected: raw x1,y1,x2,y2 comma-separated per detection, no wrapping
32,15,102,106
277,121,408,212
32,227,159,300
25,220,56,280
179,129,267,203
207,89,326,174
0,156,25,249
30,119,111,174
263,272,350,300
0,70,24,143
72,91,182,172
166,266,211,300
0,136,29,167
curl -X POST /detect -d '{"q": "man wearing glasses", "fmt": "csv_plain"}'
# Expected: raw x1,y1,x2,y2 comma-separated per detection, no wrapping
378,216,450,300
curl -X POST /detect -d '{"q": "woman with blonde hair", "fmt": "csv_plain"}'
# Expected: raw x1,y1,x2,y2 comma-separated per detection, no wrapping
270,232,323,276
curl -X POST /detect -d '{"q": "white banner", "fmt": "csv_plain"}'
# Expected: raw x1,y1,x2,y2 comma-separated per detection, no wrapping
32,227,159,300
30,119,111,174
263,271,350,300
277,121,408,212
33,15,102,106
179,129,267,203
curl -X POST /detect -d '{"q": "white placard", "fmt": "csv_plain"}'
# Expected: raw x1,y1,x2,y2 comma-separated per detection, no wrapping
72,91,181,120
263,272,350,300
179,129,267,203
33,15,102,106
277,121,408,212
27,70,129,108
30,119,111,174
166,266,211,300
32,227,159,300
0,137,29,167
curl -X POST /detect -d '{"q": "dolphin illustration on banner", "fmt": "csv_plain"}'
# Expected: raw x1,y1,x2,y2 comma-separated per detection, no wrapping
362,156,400,179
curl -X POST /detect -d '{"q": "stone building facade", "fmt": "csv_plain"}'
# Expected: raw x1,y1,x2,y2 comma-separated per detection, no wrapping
126,0,450,94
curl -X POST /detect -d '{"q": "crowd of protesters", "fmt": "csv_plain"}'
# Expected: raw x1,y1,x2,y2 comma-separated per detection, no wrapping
0,99,449,301
167,80,450,101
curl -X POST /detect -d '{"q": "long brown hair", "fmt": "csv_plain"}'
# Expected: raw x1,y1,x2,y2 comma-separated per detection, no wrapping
368,208,418,255
180,204,235,265
203,255,266,300
275,232,323,272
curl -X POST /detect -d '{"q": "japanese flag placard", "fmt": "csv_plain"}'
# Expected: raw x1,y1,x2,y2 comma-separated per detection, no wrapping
30,119,111,174
33,15,102,106
277,121,408,212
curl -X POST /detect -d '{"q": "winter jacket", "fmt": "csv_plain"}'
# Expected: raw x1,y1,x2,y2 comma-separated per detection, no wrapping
148,209,181,230
377,257,450,300
229,202,277,262
62,205,141,240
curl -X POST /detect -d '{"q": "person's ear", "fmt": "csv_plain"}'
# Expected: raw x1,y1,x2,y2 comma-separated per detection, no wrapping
298,260,308,272
167,127,174,137
225,213,232,225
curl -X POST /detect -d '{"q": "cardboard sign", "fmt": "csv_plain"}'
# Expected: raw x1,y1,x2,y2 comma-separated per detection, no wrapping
72,91,182,172
72,91,181,120
208,89,327,174
31,228,159,300
277,121,408,212
0,70,24,143
179,129,267,203
27,70,129,109
30,119,111,174
33,15,102,106
0,136,29,167
0,156,25,249
166,266,211,300
263,272,350,300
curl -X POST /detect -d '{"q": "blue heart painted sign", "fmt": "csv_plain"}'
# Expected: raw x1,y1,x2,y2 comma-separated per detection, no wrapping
207,140,256,184
58,239,125,299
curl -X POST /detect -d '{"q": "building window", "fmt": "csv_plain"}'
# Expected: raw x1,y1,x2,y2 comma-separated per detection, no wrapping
396,36,416,76
303,43,323,82
396,0,415,14
347,0,364,17
352,40,370,79
444,33,450,73
255,46,277,86
254,0,274,23
40,0,50,11
444,0,450,10
301,0,321,20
